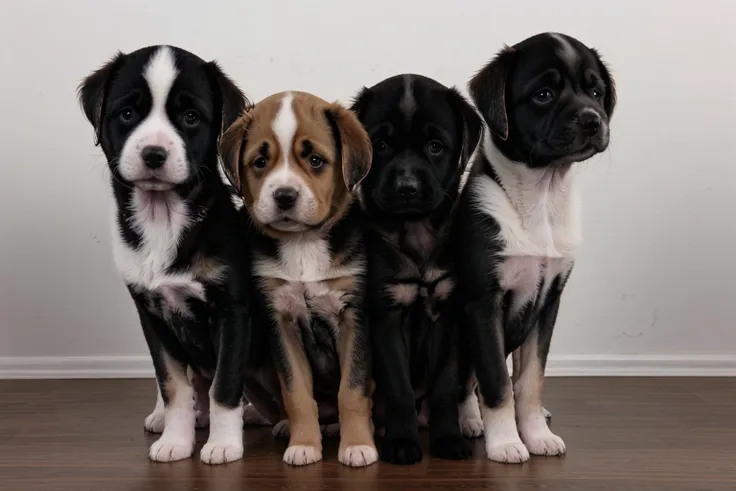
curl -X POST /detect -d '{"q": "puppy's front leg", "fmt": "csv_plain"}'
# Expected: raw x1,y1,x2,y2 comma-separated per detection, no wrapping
515,295,566,456
135,300,195,462
372,307,421,464
336,307,378,467
428,344,471,460
274,315,322,466
465,297,529,464
200,306,250,464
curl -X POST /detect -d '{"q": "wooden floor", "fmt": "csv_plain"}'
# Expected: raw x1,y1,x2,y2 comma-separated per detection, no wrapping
1,378,735,491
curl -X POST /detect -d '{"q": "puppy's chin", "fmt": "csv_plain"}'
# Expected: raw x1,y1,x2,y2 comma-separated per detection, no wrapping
268,219,310,233
373,196,443,220
132,178,177,191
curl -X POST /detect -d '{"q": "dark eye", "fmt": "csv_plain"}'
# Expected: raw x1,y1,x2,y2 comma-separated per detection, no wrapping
428,140,444,155
374,139,388,154
533,88,554,105
184,109,200,128
252,156,267,169
118,107,134,124
592,88,603,101
308,155,325,169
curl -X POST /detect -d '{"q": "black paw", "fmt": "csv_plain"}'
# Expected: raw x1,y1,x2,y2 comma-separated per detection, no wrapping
381,438,422,465
430,435,472,460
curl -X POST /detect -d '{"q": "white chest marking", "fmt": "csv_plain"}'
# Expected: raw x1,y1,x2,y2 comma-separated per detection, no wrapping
111,190,205,317
255,237,362,283
470,136,582,309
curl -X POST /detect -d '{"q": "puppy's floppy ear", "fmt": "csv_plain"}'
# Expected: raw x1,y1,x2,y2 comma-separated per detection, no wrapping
591,48,617,118
325,104,372,192
77,52,126,145
205,61,249,137
446,88,483,167
349,86,373,122
219,110,252,192
468,46,516,141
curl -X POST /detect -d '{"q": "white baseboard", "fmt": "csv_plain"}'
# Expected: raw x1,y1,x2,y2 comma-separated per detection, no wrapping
1,354,735,379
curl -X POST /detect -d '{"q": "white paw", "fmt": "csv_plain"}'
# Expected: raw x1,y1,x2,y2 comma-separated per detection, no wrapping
522,430,566,456
283,445,322,466
149,437,194,462
320,422,341,438
486,440,530,464
144,411,165,433
195,409,210,429
200,441,244,464
338,445,378,467
459,415,484,438
272,419,290,438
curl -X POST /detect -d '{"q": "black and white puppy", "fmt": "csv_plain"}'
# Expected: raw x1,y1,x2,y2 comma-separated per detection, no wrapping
453,33,616,463
78,45,251,464
352,74,482,464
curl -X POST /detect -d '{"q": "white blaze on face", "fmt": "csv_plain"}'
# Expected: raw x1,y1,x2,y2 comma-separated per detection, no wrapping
254,92,315,228
118,46,189,184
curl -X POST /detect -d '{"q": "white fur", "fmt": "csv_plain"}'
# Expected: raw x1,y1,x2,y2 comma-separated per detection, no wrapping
148,354,196,462
550,33,579,69
338,445,379,467
255,236,363,284
470,133,580,314
255,92,316,229
480,393,529,464
200,394,244,465
283,444,322,466
144,386,165,433
458,392,484,438
119,46,189,185
111,190,208,319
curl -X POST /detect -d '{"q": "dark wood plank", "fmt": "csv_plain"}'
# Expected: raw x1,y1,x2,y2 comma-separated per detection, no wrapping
0,378,734,490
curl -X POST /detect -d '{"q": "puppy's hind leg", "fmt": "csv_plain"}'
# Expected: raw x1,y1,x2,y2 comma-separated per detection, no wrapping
515,296,565,457
458,378,483,439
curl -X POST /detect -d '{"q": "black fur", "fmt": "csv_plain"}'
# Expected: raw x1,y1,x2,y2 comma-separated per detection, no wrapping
454,33,616,459
78,46,252,436
352,74,482,464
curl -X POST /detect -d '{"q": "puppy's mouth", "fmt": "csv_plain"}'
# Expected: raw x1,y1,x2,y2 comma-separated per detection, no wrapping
268,217,310,232
132,178,176,191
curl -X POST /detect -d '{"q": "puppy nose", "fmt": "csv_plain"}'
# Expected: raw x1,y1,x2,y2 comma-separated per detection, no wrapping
141,145,168,169
274,187,299,210
578,111,601,136
396,177,419,198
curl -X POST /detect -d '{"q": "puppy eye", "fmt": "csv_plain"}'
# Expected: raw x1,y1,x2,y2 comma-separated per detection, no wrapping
374,139,388,154
592,88,604,101
184,110,201,128
308,155,325,169
252,156,267,169
428,140,444,155
118,107,135,124
533,88,555,105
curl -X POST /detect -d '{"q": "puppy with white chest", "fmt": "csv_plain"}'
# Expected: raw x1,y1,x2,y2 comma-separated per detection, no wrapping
78,45,252,464
452,33,617,463
220,91,376,467
351,74,482,464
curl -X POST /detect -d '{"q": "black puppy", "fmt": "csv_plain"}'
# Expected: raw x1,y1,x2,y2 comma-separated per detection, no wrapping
453,33,616,463
78,45,251,464
352,74,482,464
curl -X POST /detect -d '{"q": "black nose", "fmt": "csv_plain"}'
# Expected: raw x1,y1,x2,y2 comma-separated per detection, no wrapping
396,177,419,198
578,111,601,136
274,187,298,210
141,145,168,169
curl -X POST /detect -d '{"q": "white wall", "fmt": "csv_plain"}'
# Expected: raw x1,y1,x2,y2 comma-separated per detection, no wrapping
1,0,735,377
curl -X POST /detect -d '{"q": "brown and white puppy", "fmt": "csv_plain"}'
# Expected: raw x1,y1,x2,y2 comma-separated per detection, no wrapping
220,91,376,467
